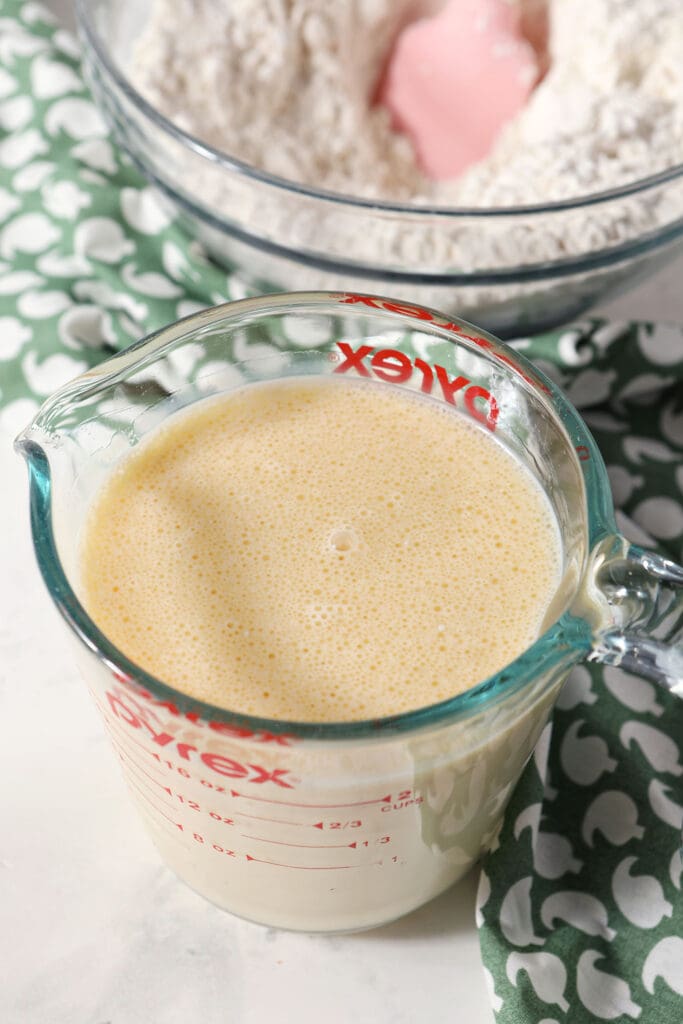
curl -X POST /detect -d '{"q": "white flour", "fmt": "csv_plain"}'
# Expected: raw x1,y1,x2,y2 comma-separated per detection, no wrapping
128,0,683,318
131,0,682,204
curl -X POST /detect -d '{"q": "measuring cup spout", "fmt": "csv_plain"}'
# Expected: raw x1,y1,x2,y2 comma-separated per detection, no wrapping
587,535,683,697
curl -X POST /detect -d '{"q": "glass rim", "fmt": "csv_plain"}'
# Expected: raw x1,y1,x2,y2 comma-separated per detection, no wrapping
18,291,614,740
75,0,683,221
112,150,683,289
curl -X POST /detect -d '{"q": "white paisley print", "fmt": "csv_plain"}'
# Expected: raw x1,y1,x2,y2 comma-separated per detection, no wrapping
0,3,682,1022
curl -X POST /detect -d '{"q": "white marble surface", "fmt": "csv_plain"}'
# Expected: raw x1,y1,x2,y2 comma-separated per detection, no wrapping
3,2,683,1021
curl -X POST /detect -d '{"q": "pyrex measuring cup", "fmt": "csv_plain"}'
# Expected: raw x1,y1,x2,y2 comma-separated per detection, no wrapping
16,292,683,933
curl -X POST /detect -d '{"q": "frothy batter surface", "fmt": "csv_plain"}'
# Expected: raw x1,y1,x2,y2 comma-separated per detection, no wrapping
80,378,562,721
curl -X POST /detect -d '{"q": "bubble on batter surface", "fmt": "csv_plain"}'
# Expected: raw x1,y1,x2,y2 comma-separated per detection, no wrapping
79,377,563,722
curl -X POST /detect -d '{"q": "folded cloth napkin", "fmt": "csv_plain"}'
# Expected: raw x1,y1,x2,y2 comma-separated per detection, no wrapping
1,3,681,1021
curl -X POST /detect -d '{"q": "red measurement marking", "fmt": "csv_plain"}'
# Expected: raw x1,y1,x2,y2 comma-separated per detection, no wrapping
235,810,314,827
125,767,175,809
140,804,188,847
239,834,359,850
116,747,172,795
104,724,156,767
244,856,382,872
104,714,161,759
230,790,392,809
126,775,183,830
201,786,318,826
313,820,362,830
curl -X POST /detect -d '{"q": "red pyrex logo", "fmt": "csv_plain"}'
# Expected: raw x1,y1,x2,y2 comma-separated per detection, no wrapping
111,671,295,746
334,340,499,431
335,294,551,416
105,686,296,789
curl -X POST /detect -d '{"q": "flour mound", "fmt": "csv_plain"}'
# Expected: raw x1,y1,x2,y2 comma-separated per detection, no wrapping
131,0,420,199
132,0,683,205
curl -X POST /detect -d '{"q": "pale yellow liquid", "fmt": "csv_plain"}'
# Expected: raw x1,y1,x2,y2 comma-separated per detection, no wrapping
80,378,562,722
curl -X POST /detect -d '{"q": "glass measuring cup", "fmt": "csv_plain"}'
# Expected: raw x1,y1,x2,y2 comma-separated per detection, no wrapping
16,292,683,933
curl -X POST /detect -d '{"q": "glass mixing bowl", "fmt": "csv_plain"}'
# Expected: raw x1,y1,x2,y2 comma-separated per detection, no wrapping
75,0,683,338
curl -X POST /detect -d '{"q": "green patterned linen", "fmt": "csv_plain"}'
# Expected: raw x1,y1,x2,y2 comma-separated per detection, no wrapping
1,3,681,1022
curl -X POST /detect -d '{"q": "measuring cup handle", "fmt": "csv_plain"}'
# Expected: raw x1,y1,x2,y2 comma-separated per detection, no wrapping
590,543,683,697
